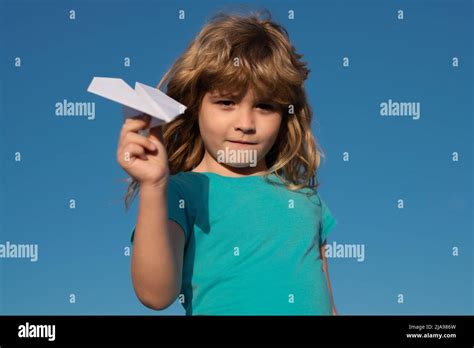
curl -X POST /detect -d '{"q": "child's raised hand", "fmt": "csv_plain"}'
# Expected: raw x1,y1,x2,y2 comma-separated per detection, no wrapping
117,114,169,189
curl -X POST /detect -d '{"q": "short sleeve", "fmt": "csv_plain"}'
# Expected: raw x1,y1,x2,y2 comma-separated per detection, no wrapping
130,177,193,245
318,196,337,246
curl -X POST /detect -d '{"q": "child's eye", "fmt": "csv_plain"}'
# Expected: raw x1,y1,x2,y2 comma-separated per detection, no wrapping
216,100,275,111
257,103,275,110
217,100,234,107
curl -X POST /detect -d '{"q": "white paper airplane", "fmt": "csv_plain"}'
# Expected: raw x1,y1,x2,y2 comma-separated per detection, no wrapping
87,77,187,128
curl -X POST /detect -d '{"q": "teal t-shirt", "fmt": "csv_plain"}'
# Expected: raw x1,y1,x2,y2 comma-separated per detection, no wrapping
130,171,337,315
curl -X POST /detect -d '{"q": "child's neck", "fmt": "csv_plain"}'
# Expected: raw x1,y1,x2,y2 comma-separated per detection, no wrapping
192,155,268,177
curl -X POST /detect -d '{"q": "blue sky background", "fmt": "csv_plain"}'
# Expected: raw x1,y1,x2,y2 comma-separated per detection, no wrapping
0,0,472,315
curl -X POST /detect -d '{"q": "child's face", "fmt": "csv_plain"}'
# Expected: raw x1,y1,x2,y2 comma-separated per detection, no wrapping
197,87,282,171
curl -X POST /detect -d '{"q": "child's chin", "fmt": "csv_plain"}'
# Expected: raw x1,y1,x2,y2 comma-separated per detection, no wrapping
225,162,257,169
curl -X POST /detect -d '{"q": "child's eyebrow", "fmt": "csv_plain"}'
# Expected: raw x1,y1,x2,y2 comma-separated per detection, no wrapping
209,92,276,104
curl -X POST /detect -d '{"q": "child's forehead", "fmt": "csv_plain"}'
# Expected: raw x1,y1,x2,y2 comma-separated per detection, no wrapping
208,89,238,97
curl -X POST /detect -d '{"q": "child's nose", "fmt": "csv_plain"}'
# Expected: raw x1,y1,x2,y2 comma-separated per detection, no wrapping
233,110,256,133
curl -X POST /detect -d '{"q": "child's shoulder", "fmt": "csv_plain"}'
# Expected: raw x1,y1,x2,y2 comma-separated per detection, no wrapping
168,171,215,195
169,171,203,187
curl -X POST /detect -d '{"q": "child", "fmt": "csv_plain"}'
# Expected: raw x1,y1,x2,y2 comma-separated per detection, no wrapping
117,10,338,315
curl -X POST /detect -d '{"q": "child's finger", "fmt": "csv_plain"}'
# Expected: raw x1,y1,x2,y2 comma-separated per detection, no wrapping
125,132,157,152
121,114,151,134
118,115,151,149
121,143,147,162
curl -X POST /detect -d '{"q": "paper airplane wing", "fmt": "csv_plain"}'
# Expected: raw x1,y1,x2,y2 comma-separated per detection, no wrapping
87,77,185,128
135,82,187,123
87,77,158,117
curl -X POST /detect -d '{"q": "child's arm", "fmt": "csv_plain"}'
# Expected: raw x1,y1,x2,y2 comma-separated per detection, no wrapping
320,241,337,315
117,115,185,310
131,184,186,310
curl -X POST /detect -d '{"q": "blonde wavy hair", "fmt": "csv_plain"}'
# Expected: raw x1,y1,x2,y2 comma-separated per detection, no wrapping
124,9,328,210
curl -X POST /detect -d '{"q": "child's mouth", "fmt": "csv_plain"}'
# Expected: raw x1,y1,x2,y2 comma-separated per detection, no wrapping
227,140,257,145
